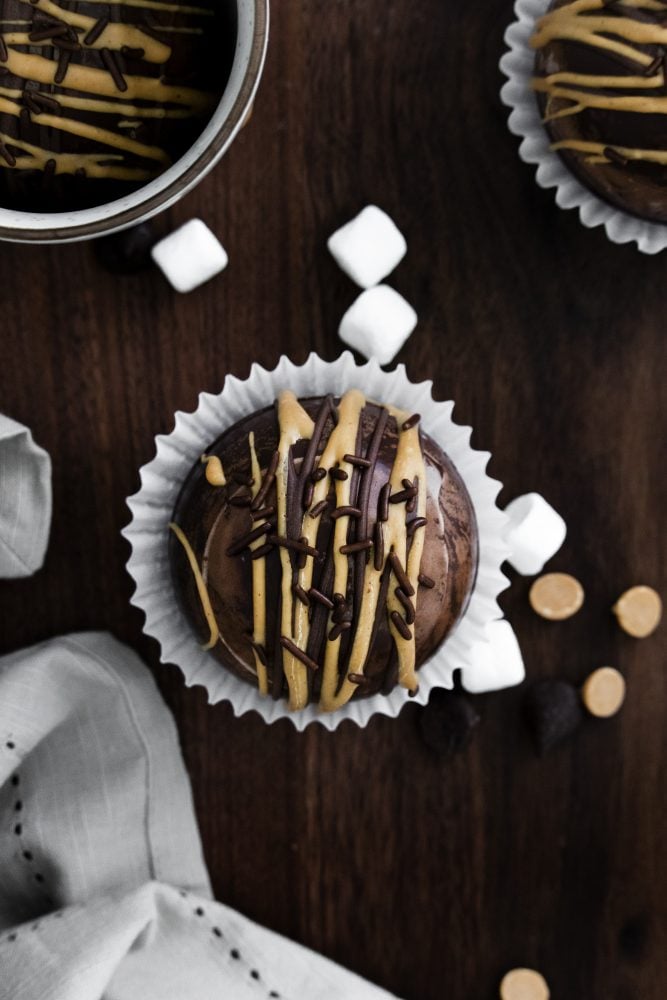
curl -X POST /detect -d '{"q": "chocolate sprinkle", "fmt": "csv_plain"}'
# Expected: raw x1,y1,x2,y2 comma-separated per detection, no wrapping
343,453,371,468
308,499,329,519
302,480,314,510
29,24,70,42
252,505,275,521
310,467,327,482
395,587,416,625
0,35,7,62
280,637,319,672
100,48,127,91
390,610,412,640
330,506,362,519
84,15,110,46
328,621,351,641
407,517,427,536
402,413,421,431
309,588,334,610
226,521,274,557
389,486,418,504
418,573,435,589
388,551,415,597
373,522,385,571
0,142,16,167
378,483,391,522
54,49,71,84
348,672,370,686
292,583,310,607
251,451,280,511
340,539,373,555
268,535,318,558
330,467,348,481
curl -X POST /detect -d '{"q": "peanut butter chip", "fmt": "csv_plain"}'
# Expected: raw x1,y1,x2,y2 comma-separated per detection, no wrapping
529,572,584,621
500,968,550,1000
613,585,662,638
582,667,626,718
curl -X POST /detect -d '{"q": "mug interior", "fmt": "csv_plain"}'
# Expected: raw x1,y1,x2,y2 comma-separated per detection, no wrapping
0,0,268,244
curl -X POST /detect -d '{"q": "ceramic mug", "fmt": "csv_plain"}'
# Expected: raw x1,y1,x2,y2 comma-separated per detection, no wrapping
0,0,269,245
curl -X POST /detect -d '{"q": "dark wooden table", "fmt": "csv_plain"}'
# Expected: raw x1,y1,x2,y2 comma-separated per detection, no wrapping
1,2,665,997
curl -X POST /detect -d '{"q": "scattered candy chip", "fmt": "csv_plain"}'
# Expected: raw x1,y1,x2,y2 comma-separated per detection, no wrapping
338,284,418,366
529,572,584,621
500,968,550,1000
327,205,407,289
612,585,662,638
524,679,584,756
419,690,480,756
460,619,525,694
504,492,567,576
151,218,228,293
581,666,626,718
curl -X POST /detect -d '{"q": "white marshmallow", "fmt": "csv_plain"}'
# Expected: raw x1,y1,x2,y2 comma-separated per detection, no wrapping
461,620,525,694
338,285,417,365
327,205,407,288
504,492,567,576
151,219,228,293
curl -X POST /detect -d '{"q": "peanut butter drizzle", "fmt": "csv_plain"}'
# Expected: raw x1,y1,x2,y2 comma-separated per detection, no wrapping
0,95,169,165
169,521,219,650
200,454,226,487
1,1,216,181
0,131,152,179
531,0,667,165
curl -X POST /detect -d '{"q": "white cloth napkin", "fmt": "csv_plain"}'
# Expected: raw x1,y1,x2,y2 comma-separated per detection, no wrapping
0,415,52,579
0,632,395,1000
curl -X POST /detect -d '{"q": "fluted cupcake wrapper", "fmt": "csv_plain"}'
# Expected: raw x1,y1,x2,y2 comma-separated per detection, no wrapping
500,0,667,255
123,352,509,731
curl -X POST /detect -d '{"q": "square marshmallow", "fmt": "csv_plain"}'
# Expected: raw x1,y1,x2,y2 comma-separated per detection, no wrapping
460,619,525,695
339,285,417,366
327,205,407,288
151,218,228,293
504,492,567,576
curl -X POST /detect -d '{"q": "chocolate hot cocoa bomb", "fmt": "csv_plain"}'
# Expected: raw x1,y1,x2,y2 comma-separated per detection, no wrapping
170,391,478,714
532,0,667,224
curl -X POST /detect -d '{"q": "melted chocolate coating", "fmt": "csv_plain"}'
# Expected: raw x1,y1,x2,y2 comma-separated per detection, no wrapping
170,398,479,705
535,0,667,224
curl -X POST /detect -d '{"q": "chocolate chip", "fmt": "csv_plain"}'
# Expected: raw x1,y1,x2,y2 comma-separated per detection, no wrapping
524,679,584,755
95,223,157,274
419,690,480,756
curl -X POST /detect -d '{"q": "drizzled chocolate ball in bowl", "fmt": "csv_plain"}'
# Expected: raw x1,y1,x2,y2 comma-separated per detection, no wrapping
0,0,267,242
169,390,479,714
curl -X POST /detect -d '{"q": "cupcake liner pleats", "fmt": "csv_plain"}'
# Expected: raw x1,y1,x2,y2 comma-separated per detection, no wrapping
123,352,509,731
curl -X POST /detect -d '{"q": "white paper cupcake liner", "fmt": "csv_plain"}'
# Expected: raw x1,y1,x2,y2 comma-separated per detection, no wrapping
500,0,667,255
123,352,509,731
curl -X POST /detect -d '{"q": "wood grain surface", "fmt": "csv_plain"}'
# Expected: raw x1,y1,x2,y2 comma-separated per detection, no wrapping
1,2,666,997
